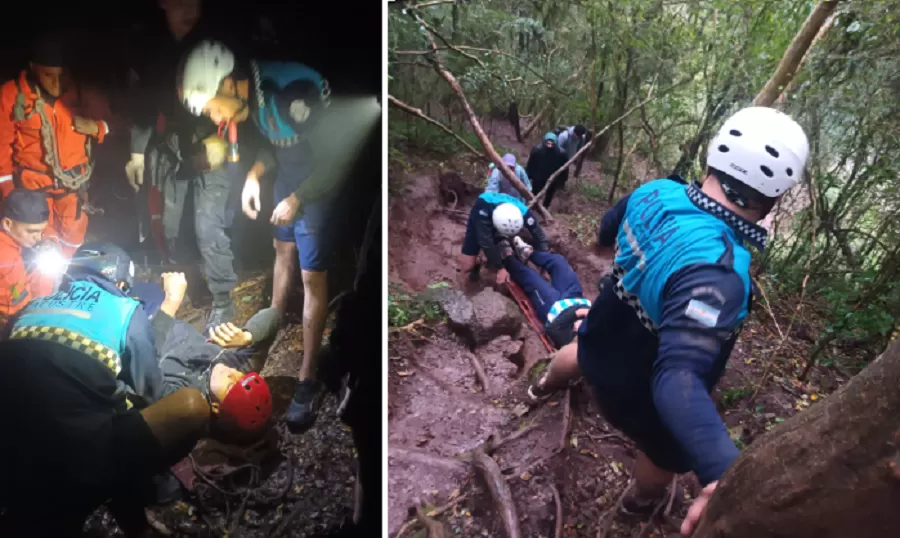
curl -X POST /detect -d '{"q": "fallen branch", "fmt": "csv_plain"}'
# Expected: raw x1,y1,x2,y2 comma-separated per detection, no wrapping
409,0,457,8
528,81,662,211
550,483,564,538
558,389,572,452
409,10,552,221
390,447,469,471
394,493,470,538
597,480,634,538
468,352,492,394
412,504,448,538
522,106,548,139
388,95,484,158
473,448,523,538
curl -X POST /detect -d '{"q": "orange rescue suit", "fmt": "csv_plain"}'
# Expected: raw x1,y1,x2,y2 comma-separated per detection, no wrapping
0,71,109,257
0,232,54,332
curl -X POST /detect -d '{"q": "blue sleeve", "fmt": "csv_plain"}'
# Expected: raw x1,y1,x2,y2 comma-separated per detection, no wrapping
523,211,549,251
517,166,531,191
121,307,165,404
485,167,500,193
598,194,631,247
652,264,746,485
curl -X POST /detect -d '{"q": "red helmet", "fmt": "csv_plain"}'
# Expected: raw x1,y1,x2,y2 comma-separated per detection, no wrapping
219,372,273,436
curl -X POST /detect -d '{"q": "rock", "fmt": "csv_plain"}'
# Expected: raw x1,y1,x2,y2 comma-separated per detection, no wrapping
470,289,522,346
480,335,525,368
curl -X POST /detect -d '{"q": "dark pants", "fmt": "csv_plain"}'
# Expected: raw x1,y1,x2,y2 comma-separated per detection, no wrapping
575,277,692,474
151,145,238,306
0,340,172,537
542,167,568,209
505,251,583,321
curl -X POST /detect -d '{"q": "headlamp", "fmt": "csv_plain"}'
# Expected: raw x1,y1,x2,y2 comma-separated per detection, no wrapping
36,246,67,277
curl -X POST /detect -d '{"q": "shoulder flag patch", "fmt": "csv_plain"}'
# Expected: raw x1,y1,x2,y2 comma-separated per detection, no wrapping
685,299,720,328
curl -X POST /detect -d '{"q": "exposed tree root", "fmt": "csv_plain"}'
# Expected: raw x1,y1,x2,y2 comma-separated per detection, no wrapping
468,353,492,394
596,480,633,538
412,503,448,538
472,448,523,538
394,494,470,538
389,447,468,471
550,483,564,538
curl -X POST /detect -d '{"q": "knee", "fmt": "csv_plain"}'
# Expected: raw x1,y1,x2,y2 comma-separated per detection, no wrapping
173,387,212,426
274,238,298,254
301,270,328,293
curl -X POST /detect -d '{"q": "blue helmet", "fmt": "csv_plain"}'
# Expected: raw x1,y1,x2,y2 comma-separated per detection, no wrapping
70,242,135,291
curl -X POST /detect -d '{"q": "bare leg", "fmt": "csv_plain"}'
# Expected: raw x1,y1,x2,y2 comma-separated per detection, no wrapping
541,341,581,389
299,269,328,381
457,253,477,287
633,451,675,499
272,239,298,316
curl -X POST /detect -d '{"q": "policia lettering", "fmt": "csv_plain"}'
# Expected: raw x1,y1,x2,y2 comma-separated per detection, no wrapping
10,280,139,378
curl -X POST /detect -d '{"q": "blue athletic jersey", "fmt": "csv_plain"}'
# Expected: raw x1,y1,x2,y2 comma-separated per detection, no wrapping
10,280,139,376
615,179,753,327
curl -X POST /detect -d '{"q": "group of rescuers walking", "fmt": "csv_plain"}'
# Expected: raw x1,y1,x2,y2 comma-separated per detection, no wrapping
0,0,380,536
462,105,809,535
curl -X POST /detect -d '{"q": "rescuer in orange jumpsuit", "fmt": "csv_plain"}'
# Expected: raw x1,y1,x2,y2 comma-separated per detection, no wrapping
0,188,59,331
0,36,110,257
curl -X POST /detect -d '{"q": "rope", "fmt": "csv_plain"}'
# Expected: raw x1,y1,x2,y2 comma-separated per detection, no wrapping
24,84,93,191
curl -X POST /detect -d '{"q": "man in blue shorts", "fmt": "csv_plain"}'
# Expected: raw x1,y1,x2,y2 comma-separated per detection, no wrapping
458,192,549,287
176,40,380,432
526,107,809,535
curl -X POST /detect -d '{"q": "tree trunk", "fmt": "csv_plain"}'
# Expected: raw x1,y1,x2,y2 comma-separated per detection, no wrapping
509,102,523,143
753,1,840,107
692,337,900,538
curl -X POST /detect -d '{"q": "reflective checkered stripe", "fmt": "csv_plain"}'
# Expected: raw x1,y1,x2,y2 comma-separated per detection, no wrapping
610,262,659,336
10,325,122,376
685,183,767,250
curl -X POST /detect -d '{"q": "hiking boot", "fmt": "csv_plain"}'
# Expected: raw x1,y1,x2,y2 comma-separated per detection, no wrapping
497,238,514,260
526,374,555,403
205,302,235,333
512,236,533,263
620,484,683,516
285,379,324,434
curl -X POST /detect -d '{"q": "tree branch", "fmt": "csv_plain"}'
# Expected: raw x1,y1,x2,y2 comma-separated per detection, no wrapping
388,94,485,158
410,10,553,221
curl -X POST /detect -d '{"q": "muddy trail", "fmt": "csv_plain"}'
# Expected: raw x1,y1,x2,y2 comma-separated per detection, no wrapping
387,122,845,537
71,151,363,537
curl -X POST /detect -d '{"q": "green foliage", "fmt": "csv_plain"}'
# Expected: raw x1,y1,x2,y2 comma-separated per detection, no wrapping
390,0,900,365
720,387,753,409
388,284,444,328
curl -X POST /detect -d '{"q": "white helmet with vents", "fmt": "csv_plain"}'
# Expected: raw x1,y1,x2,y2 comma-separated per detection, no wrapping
492,203,523,236
179,40,235,116
706,107,809,198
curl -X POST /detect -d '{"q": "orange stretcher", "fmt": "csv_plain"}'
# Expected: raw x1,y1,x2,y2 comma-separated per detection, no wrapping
505,280,556,353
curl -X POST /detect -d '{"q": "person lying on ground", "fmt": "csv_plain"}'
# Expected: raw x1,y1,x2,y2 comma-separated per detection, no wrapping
0,189,60,331
0,242,273,537
177,40,381,432
526,107,809,535
526,132,567,207
458,192,549,287
484,153,531,202
501,236,591,350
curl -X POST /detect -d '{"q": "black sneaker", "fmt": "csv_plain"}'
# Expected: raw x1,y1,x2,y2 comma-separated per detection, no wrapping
285,379,324,434
497,238,514,260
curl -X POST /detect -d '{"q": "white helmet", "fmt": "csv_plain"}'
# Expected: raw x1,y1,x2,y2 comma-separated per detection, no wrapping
180,40,235,116
706,107,809,198
492,203,523,236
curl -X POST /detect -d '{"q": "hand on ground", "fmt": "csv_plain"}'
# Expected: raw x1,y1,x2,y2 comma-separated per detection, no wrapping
681,481,717,535
271,193,301,226
208,322,253,348
161,272,187,302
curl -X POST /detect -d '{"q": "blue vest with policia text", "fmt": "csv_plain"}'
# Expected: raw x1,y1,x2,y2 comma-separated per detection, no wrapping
9,280,139,376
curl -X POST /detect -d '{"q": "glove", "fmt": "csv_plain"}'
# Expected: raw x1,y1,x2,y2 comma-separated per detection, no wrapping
125,153,145,192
